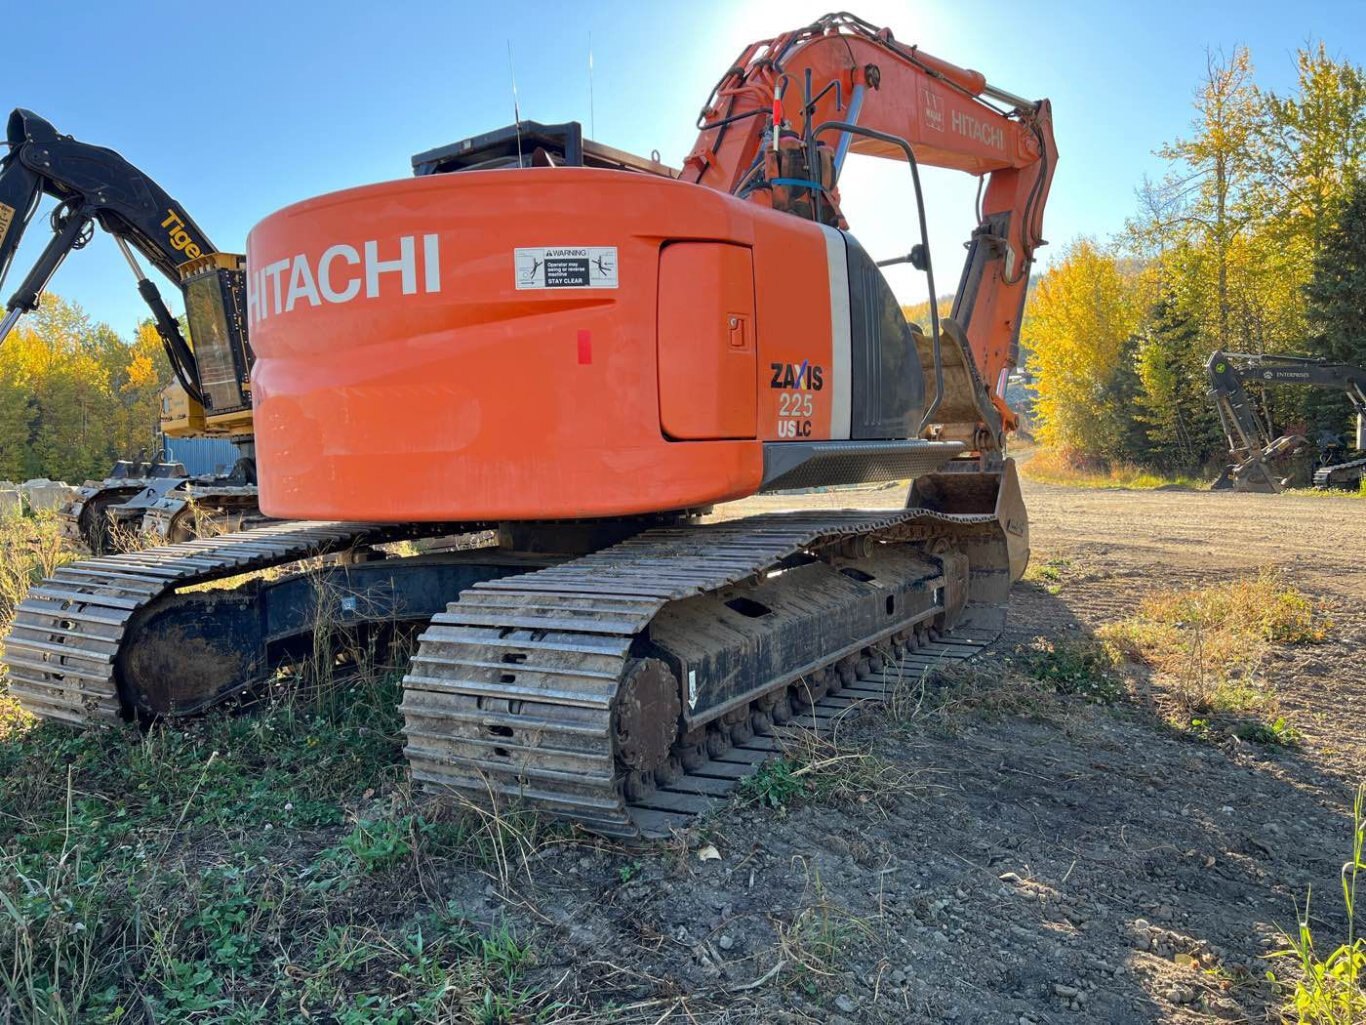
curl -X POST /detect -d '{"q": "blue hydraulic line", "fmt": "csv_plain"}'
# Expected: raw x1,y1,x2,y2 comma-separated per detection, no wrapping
832,84,866,176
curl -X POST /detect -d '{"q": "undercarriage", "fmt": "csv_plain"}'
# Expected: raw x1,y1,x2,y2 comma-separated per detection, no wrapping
5,466,1024,837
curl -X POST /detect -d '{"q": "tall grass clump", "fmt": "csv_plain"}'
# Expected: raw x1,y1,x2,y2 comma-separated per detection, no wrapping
0,514,78,738
1100,570,1328,719
1268,783,1366,1024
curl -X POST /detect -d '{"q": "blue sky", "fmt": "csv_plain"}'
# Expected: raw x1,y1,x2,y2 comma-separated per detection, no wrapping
5,0,1364,336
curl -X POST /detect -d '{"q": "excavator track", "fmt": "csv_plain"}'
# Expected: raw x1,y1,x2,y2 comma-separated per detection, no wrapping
621,633,987,837
61,481,268,553
139,484,267,542
6,503,1013,840
3,520,426,726
402,509,1003,838
1314,454,1366,489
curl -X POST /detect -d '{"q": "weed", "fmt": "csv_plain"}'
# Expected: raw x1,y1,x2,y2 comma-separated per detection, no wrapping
1186,717,1215,741
1235,717,1301,747
338,817,414,872
155,958,229,1016
741,759,807,809
1023,556,1072,595
775,861,874,991
740,728,927,814
1267,783,1366,1023
1020,638,1122,704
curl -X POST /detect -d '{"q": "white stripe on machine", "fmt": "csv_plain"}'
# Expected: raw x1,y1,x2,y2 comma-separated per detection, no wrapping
819,225,852,440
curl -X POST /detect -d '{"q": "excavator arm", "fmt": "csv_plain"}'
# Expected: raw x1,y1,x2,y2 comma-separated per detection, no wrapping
0,108,249,419
1207,349,1366,492
684,12,1056,433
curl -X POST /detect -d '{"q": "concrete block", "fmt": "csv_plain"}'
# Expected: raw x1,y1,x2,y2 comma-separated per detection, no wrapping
21,479,78,513
0,489,20,519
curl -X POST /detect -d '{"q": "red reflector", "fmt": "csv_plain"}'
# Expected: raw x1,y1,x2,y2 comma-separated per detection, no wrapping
577,329,592,364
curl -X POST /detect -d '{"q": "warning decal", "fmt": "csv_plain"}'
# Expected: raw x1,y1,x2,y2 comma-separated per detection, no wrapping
0,203,15,251
515,247,618,290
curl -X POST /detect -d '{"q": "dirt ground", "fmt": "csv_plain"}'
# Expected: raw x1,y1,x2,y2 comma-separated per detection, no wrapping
477,481,1366,1023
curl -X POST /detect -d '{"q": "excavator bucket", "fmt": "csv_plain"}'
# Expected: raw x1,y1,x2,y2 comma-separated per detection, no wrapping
907,457,1028,634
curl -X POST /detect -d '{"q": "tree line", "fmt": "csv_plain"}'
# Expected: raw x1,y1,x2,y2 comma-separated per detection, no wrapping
1025,42,1366,474
0,297,172,484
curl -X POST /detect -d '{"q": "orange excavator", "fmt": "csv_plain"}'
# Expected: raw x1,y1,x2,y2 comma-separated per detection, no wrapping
5,13,1056,836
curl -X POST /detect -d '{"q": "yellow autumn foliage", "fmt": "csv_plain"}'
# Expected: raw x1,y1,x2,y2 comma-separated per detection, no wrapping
1025,240,1144,459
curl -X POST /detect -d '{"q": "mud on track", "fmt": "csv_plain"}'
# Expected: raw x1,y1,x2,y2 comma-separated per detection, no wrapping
495,481,1366,1023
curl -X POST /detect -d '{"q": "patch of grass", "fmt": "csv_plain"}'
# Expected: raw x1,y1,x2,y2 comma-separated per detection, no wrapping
1019,637,1123,704
1267,783,1366,1023
1020,447,1202,491
0,642,552,1019
1234,717,1301,747
1283,479,1366,500
332,816,417,874
0,514,77,737
774,863,875,995
1100,570,1328,727
1136,570,1328,645
739,729,928,814
0,513,76,625
0,500,579,1023
1023,556,1072,595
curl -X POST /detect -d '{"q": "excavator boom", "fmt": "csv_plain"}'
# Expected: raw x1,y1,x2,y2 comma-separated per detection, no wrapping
684,12,1056,425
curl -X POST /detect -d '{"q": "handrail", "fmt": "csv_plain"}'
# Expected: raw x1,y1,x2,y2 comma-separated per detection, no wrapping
810,120,943,434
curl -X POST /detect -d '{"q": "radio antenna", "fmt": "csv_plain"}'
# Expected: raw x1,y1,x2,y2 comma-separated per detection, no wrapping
588,32,596,140
507,40,524,165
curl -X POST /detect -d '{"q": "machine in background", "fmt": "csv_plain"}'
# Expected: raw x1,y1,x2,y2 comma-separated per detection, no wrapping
0,108,255,549
1208,349,1366,493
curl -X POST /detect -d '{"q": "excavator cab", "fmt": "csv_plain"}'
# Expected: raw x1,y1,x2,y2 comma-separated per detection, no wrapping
177,253,252,430
157,255,252,439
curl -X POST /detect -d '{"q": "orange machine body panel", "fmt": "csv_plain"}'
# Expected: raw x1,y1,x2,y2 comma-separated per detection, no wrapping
658,242,757,440
246,169,841,522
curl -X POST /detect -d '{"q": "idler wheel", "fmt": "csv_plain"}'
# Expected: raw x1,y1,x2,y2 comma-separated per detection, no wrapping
613,658,682,775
